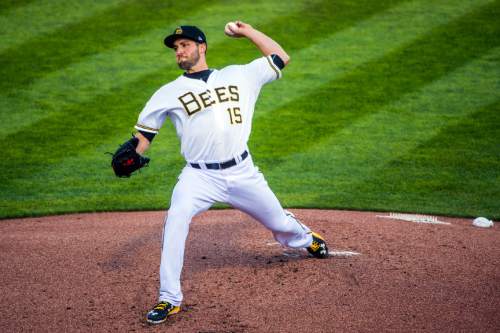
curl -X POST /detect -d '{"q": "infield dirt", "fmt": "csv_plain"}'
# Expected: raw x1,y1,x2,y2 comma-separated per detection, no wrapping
0,209,498,332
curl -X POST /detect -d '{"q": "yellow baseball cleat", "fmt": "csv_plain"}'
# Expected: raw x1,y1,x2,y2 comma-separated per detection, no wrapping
146,301,181,325
307,232,329,259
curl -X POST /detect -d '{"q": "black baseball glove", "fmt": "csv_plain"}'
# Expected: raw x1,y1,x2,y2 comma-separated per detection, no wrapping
111,136,150,177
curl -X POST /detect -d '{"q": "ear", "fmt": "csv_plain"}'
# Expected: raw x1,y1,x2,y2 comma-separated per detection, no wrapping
199,42,207,54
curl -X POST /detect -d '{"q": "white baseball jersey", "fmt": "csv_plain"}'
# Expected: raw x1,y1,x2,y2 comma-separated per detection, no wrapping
135,55,282,163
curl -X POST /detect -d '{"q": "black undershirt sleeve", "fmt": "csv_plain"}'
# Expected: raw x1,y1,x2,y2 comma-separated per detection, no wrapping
270,54,285,70
138,130,156,143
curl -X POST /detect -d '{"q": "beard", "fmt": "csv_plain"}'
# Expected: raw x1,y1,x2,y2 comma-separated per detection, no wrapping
177,47,201,71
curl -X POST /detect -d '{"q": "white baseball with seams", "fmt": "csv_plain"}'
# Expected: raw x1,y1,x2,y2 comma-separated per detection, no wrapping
224,22,238,36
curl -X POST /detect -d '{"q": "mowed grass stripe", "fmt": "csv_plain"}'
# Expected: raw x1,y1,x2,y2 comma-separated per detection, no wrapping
270,48,500,213
0,0,35,12
0,0,216,94
0,0,128,53
0,2,398,174
1,0,484,138
254,0,495,115
0,0,321,139
1,1,497,217
207,0,406,68
0,1,322,183
252,0,500,160
0,0,402,217
346,103,500,217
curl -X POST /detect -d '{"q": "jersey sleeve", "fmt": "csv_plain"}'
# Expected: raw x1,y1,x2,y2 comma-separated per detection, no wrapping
243,55,282,88
134,89,169,134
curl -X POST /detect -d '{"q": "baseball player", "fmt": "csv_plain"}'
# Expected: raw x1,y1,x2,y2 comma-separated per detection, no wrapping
112,21,329,325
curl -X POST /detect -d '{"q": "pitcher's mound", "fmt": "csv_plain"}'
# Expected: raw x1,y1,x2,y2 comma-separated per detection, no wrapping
0,209,498,332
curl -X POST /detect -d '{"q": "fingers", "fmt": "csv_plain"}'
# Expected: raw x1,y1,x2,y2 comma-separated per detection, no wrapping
235,21,251,29
231,21,253,37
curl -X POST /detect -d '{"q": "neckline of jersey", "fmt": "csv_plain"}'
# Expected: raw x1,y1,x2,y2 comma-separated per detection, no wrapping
183,69,214,83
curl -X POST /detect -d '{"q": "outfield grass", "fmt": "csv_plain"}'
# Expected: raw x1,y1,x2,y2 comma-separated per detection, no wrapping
1,0,499,219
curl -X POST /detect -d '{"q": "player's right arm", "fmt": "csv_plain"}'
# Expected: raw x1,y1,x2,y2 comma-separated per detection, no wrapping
227,21,290,66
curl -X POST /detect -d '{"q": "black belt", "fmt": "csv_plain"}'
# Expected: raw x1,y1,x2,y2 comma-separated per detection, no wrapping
190,151,249,170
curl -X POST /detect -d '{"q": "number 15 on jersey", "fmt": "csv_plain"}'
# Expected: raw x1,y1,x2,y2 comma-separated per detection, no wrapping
227,107,242,124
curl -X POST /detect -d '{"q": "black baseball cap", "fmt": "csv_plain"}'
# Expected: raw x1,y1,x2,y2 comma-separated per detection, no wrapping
164,25,207,48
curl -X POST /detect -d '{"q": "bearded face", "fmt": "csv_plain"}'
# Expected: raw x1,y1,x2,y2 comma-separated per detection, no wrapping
174,39,202,71
177,47,200,70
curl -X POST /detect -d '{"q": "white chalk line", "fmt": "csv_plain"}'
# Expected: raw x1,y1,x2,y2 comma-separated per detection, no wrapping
376,213,451,225
266,242,361,258
282,249,361,258
329,250,361,257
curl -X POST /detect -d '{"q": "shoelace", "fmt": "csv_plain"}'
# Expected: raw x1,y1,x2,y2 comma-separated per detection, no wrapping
154,302,169,311
310,240,321,251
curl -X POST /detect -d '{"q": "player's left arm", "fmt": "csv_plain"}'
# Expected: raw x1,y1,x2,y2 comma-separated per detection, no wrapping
227,21,290,67
135,131,152,154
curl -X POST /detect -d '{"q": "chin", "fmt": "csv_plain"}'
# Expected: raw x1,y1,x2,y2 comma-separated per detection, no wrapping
178,62,193,71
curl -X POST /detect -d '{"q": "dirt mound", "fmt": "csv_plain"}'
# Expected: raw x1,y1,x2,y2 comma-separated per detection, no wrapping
0,210,498,332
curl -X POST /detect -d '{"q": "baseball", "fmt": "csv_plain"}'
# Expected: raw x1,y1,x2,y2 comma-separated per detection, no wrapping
224,22,238,37
472,217,494,228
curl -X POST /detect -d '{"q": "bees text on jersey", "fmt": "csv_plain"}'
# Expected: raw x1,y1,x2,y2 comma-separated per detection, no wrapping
135,55,282,164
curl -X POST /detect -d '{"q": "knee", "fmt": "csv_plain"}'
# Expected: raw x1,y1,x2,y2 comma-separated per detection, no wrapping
165,204,194,230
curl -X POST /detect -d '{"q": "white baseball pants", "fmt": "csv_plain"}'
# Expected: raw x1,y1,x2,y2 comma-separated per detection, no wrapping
158,155,313,305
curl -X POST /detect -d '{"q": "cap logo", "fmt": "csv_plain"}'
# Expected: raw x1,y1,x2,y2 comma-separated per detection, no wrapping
175,27,182,34
198,36,203,41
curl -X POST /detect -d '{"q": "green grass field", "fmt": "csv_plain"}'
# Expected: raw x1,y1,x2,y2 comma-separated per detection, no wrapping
1,0,499,219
